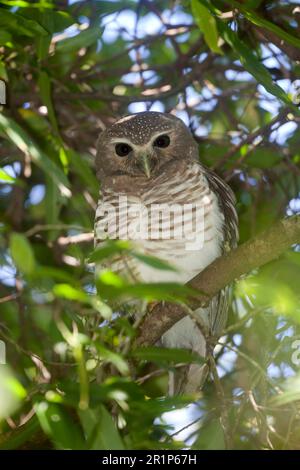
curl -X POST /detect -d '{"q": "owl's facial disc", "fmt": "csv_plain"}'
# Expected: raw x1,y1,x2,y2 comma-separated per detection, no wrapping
112,132,172,178
95,112,199,182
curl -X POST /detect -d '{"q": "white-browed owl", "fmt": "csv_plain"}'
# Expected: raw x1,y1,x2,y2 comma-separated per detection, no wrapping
94,112,238,394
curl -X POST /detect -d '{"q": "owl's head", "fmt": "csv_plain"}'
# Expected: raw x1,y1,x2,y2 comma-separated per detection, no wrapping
95,112,198,182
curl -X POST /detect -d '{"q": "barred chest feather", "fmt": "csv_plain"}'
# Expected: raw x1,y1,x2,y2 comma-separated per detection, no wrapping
95,162,225,284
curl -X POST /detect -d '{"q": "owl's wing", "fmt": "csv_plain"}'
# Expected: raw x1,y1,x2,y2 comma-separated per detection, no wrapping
94,194,109,258
205,168,239,252
204,168,239,336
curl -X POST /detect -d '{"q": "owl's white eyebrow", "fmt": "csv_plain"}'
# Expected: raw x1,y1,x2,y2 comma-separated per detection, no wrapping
110,137,134,145
110,130,173,147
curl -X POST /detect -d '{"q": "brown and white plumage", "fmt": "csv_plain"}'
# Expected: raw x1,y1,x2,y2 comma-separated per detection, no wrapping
94,112,238,394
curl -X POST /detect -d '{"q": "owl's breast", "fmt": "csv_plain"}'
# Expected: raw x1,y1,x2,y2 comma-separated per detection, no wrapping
95,163,225,283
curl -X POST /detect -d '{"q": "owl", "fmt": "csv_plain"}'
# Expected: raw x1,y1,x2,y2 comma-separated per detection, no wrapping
94,112,238,394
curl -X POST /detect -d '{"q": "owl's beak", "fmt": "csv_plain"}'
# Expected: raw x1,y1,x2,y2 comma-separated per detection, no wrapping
140,153,151,178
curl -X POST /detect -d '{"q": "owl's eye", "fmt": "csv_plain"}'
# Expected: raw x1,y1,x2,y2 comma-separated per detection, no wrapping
115,143,132,157
153,134,170,148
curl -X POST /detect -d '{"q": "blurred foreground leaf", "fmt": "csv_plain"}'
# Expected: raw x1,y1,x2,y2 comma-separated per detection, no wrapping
79,405,125,450
9,232,36,276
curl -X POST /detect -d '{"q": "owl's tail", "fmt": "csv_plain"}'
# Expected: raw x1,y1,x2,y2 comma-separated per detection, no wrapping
168,363,209,395
160,315,209,395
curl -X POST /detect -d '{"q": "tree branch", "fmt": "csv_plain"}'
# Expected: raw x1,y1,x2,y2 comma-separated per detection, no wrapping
253,26,300,62
135,215,300,347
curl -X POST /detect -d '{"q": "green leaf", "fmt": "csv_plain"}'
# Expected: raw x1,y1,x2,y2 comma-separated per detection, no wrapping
230,1,300,50
191,0,222,54
0,114,70,196
44,176,61,241
0,30,12,46
56,27,102,53
9,232,36,276
219,22,293,107
37,34,51,61
38,70,59,134
67,149,99,197
53,283,112,319
91,241,177,271
89,240,131,263
53,284,89,303
79,405,125,450
131,252,178,272
31,9,74,34
0,416,40,450
34,402,85,449
70,0,136,18
35,265,78,284
0,168,16,184
0,10,48,38
0,367,27,421
285,251,300,268
97,273,197,302
0,60,8,80
270,374,300,407
246,148,281,168
131,347,205,365
193,419,225,450
95,344,129,375
4,374,27,400
140,394,196,417
0,1,53,6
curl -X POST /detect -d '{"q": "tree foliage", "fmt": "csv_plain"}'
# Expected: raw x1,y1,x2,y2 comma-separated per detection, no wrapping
1,0,300,450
